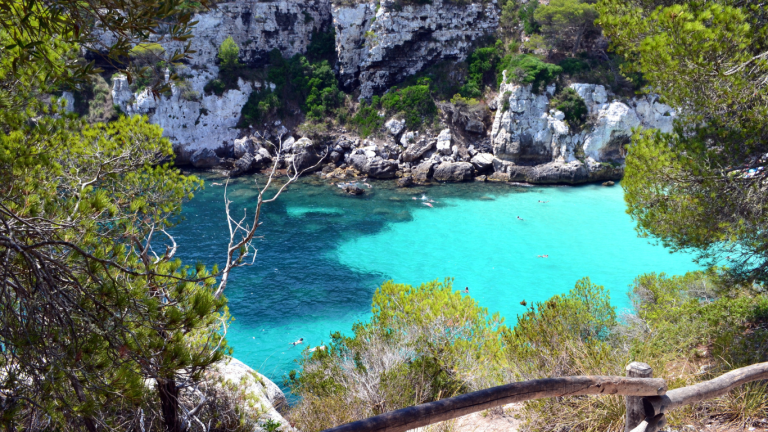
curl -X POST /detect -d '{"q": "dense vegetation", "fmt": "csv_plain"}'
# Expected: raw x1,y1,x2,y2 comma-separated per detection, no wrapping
0,1,268,431
236,30,344,128
289,271,768,431
599,0,768,284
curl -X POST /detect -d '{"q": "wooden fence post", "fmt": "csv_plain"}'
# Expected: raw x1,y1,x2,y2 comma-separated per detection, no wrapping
625,362,653,432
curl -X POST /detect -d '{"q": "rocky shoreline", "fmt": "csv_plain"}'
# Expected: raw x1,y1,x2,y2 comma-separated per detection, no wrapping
100,0,677,186
172,81,674,187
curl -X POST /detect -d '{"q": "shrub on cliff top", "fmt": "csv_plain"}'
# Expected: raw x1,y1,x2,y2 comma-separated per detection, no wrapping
498,54,562,92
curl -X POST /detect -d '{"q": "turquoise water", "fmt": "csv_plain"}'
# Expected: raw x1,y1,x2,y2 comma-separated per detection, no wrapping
172,174,700,388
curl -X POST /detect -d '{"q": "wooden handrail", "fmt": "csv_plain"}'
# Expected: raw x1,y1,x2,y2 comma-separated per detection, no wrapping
320,362,768,432
321,376,667,432
643,362,768,418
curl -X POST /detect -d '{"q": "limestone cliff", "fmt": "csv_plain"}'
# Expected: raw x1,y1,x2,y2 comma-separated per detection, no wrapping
333,0,499,98
111,0,330,164
107,0,677,185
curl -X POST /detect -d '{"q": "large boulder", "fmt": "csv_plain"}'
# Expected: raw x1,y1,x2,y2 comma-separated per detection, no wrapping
413,160,436,183
433,162,474,182
210,357,291,427
190,148,221,168
229,152,255,177
465,119,485,134
233,136,254,159
366,156,399,179
402,138,435,163
470,152,494,172
436,129,452,155
348,154,398,179
385,118,406,137
290,137,325,174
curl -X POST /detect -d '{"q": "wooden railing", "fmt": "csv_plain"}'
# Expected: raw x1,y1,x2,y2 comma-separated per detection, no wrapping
320,362,768,432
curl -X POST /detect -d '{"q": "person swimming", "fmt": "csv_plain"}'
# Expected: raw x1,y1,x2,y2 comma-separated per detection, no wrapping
517,216,524,220
423,202,434,208
464,287,469,294
290,338,304,346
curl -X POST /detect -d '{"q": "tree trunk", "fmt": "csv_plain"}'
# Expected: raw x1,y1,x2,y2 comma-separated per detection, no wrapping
572,23,586,55
69,375,98,432
158,378,181,432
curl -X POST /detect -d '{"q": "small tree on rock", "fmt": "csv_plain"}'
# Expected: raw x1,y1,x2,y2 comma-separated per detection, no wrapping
218,36,241,78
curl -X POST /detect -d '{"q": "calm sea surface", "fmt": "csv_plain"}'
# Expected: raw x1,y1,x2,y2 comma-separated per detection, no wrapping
171,173,700,388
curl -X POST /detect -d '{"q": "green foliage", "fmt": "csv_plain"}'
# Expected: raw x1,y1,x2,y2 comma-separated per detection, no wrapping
380,85,437,130
306,29,337,62
598,0,768,283
204,78,227,96
519,0,541,34
459,43,502,99
535,0,599,54
0,0,237,428
551,87,587,126
349,99,385,138
238,49,344,127
558,57,590,75
498,54,562,92
289,279,507,431
218,36,242,76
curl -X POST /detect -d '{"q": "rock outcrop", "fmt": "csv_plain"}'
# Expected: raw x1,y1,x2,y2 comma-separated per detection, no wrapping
110,1,331,163
211,357,292,429
333,0,500,98
103,0,678,186
489,77,676,183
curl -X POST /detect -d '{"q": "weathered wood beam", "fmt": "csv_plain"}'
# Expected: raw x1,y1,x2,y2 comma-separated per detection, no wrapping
625,362,654,432
643,362,768,418
322,376,667,432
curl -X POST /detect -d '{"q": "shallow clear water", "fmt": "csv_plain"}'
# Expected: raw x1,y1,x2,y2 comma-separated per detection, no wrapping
171,174,700,388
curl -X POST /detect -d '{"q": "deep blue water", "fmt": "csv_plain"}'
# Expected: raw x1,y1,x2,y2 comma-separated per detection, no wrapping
171,174,700,388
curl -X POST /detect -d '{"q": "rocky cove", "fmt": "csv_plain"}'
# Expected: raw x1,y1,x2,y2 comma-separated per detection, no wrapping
98,0,677,187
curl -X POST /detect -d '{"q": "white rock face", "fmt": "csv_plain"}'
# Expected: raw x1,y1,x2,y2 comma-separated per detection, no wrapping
211,357,292,430
490,80,677,168
333,0,500,98
107,1,330,161
436,129,452,155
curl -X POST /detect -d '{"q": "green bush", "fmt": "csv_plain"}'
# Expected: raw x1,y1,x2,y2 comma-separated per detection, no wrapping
380,85,437,129
558,57,590,75
237,49,344,127
519,0,541,34
498,54,562,92
238,89,280,127
551,87,587,126
349,101,384,138
288,279,507,431
218,36,241,76
306,29,337,62
203,79,226,96
459,43,502,99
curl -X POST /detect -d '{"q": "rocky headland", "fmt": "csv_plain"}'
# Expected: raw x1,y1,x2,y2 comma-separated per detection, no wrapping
102,0,676,186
